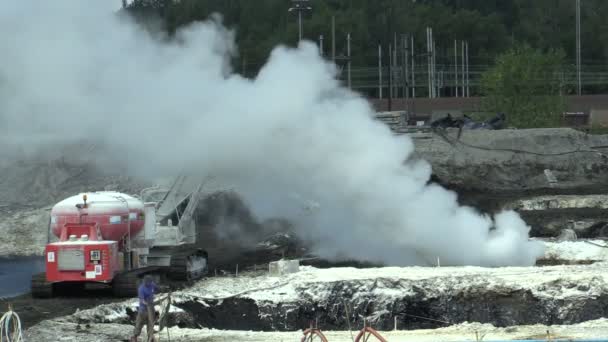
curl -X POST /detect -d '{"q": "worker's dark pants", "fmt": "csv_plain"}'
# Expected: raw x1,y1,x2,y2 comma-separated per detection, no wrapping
132,305,155,341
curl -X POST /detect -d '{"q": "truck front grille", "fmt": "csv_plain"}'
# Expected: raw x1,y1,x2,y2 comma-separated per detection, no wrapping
58,249,85,271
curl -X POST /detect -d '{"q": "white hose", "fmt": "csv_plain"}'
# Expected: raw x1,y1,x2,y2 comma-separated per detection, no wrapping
0,309,24,342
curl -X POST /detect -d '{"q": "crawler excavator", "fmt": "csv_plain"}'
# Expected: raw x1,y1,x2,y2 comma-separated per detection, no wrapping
31,176,215,298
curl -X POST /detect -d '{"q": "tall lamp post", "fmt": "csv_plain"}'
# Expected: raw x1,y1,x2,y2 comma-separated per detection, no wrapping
288,0,312,42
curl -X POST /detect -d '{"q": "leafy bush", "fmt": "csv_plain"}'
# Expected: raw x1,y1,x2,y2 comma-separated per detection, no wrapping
481,45,567,128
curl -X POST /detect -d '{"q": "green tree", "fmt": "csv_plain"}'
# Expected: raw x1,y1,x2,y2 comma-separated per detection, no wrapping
125,0,608,95
481,45,566,128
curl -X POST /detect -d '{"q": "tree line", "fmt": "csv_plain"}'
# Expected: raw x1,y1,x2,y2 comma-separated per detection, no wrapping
127,0,608,127
127,0,607,71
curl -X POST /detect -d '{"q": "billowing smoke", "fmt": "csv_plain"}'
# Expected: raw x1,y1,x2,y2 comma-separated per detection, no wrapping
0,1,544,266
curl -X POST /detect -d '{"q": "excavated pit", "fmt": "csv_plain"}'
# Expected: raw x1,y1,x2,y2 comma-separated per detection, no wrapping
57,255,608,333
443,189,608,239
505,195,608,239
166,276,608,331
419,128,608,240
535,259,596,266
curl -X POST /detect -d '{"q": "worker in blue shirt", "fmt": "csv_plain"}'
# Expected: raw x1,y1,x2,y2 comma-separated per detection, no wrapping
131,275,160,342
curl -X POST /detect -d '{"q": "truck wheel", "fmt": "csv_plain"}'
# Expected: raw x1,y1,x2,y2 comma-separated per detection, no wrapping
31,273,53,298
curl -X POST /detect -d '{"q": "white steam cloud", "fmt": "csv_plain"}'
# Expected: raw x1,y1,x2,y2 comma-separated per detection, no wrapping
0,1,544,266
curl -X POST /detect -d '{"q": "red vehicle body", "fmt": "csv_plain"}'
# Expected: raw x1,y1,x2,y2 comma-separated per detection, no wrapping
44,192,144,284
50,192,145,242
45,223,120,283
32,185,210,298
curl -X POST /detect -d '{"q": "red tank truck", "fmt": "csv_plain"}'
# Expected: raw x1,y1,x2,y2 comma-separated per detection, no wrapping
31,179,210,298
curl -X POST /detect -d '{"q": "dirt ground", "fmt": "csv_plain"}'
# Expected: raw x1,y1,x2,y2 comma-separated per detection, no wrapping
0,244,300,330
0,288,122,329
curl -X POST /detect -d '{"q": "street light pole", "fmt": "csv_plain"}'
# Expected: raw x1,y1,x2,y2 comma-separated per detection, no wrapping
319,35,324,55
347,33,352,89
378,44,383,99
298,11,302,41
332,16,336,61
288,0,312,43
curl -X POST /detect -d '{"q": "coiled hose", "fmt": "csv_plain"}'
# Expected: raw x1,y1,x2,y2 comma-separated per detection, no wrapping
0,305,24,342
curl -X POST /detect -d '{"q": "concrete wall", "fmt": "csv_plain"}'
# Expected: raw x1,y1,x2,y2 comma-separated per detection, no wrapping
370,97,483,115
369,95,608,126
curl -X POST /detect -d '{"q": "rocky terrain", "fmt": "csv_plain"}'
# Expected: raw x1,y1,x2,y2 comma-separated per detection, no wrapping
507,195,608,238
66,264,608,331
0,150,303,262
2,128,607,257
0,209,49,256
0,147,145,211
415,128,608,195
19,240,608,341
3,128,608,341
0,154,145,256
414,128,608,238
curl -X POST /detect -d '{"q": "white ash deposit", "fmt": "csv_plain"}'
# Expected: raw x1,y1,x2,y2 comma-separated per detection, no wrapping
28,254,608,334
24,318,608,342
541,239,608,263
20,240,608,340
507,194,608,211
175,263,608,304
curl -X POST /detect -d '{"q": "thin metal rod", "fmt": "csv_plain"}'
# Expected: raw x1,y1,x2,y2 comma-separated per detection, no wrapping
378,44,383,99
431,28,435,98
411,36,415,98
576,0,582,95
461,40,465,97
427,27,432,98
454,39,459,97
388,43,393,110
389,44,393,100
403,34,408,101
319,35,324,55
298,11,302,42
465,41,470,97
331,16,336,61
394,32,398,97
347,33,351,89
432,34,437,98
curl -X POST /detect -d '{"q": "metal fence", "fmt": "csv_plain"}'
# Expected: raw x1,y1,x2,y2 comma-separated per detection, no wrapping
338,66,608,95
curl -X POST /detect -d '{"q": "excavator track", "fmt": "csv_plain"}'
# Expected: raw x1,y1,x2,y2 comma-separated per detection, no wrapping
111,271,139,297
168,248,208,281
31,273,53,298
111,266,163,297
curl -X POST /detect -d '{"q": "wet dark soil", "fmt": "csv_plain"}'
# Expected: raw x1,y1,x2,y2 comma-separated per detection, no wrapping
0,287,120,329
